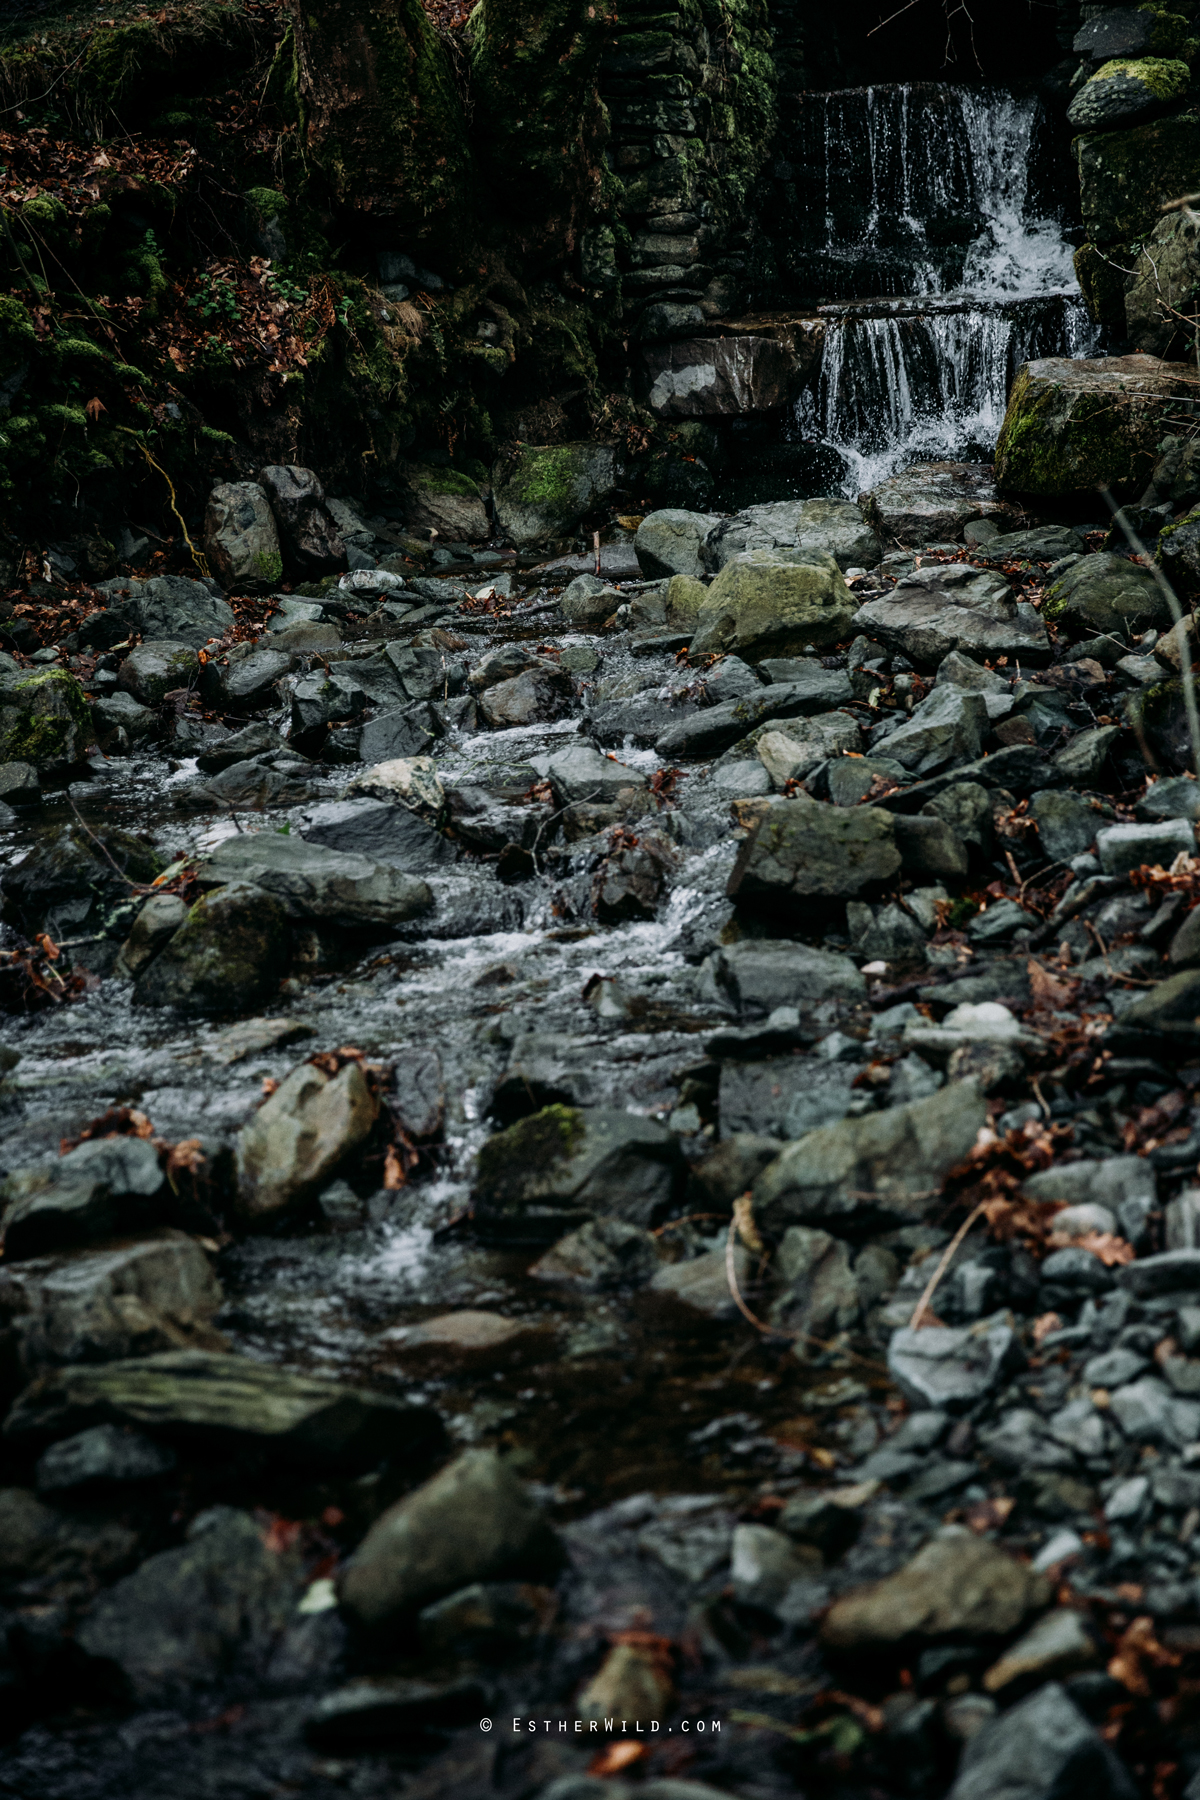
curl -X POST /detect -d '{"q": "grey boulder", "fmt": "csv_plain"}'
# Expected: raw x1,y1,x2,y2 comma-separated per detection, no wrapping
198,832,433,928
854,565,1049,668
472,1105,683,1242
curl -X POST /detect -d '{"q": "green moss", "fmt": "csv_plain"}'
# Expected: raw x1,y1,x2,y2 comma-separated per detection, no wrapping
0,669,91,766
474,1104,585,1205
1137,5,1199,63
244,187,288,221
253,547,284,584
1089,56,1191,100
1076,114,1200,245
508,444,587,508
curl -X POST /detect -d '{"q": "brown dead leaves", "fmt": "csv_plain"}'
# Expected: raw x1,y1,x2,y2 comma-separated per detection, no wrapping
1121,1088,1191,1157
1108,1616,1182,1697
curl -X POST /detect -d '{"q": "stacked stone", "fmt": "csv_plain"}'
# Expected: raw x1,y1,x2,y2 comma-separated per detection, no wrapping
1069,4,1200,347
593,0,776,344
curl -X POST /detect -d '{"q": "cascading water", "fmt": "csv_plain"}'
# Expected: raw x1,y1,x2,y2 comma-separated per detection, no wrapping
788,84,1098,497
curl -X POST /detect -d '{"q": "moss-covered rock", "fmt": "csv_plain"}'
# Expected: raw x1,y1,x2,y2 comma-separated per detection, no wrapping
1042,551,1171,634
398,462,489,541
1158,505,1200,595
1074,241,1133,334
492,441,620,547
994,353,1197,497
0,668,92,771
203,481,283,590
1075,114,1200,246
1126,208,1200,358
1067,58,1191,131
132,880,292,1016
690,550,858,661
472,1103,683,1241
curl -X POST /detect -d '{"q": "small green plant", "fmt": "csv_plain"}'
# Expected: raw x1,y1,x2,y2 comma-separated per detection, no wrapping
188,270,240,324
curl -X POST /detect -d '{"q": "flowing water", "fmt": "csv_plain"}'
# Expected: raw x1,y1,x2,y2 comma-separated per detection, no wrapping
788,84,1097,495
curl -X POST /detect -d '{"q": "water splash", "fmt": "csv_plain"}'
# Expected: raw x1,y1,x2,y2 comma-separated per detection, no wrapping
790,84,1097,496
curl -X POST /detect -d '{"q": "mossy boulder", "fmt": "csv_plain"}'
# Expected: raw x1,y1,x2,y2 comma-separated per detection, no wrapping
398,463,489,542
1067,58,1191,131
202,482,283,591
1126,208,1200,358
1075,114,1200,246
995,353,1199,497
472,1104,684,1242
690,550,858,661
0,667,92,771
131,881,292,1016
1074,242,1133,334
1042,552,1171,634
492,442,620,548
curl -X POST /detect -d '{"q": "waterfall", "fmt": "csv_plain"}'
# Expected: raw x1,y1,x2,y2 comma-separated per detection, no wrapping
787,85,1097,498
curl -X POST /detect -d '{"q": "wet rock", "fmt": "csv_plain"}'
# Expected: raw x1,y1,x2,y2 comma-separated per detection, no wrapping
5,1350,443,1469
92,691,157,750
390,1046,445,1141
198,643,293,715
339,1447,559,1626
706,497,882,574
492,443,619,548
1,1135,166,1261
727,794,900,908
0,759,39,806
132,880,292,1016
873,686,988,775
634,509,719,578
983,1609,1100,1696
257,464,347,575
35,1423,176,1494
1044,551,1171,635
393,1311,535,1353
768,1225,860,1345
90,574,235,649
658,686,858,762
0,1228,223,1370
0,1486,138,1600
351,753,445,815
529,1217,662,1290
306,1675,485,1748
562,574,622,626
712,939,865,1013
971,526,1089,565
1110,966,1200,1045
195,721,285,774
117,892,189,983
690,550,858,661
731,1522,823,1612
719,1056,857,1139
0,666,92,770
853,566,1049,668
644,333,794,417
399,462,490,541
1096,817,1195,873
117,641,199,707
418,1580,556,1661
1138,775,1200,824
822,1530,1050,1650
577,1637,674,1724
947,1681,1137,1800
691,1134,781,1208
302,798,455,873
1117,1249,1200,1297
649,1243,752,1318
859,463,1016,546
473,1105,683,1242
235,1057,380,1223
479,659,573,727
77,1505,305,1703
752,1081,987,1232
357,703,441,765
546,743,648,805
593,831,674,922
199,832,433,927
202,481,283,588
1054,725,1124,783
889,1316,1020,1410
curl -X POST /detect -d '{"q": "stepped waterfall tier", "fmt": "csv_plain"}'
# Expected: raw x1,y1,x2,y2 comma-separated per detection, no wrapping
789,85,1097,494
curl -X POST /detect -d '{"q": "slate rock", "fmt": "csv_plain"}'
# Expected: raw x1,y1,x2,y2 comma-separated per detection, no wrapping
92,690,158,748
752,1081,987,1232
196,721,286,774
546,743,648,805
822,1530,1050,1649
768,1224,860,1343
1096,817,1195,874
893,812,969,878
1117,1249,1200,1297
726,795,901,908
301,798,455,872
305,1676,486,1748
731,1523,823,1612
529,1217,662,1290
859,462,1016,546
338,1448,559,1626
473,1105,683,1243
90,574,235,650
704,497,881,574
492,442,619,547
889,1315,1020,1411
873,685,987,775
1043,552,1171,636
257,464,346,575
1031,789,1100,862
116,641,199,707
77,1505,305,1703
719,1058,857,1141
198,832,433,927
854,565,1049,667
4,1350,442,1469
35,1423,177,1494
948,1681,1137,1800
712,939,866,1014
198,644,293,715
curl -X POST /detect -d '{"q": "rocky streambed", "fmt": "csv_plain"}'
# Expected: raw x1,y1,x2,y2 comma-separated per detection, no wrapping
5,469,1200,1799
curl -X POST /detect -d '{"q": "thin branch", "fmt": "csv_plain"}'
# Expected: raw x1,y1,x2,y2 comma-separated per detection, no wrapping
909,1200,987,1330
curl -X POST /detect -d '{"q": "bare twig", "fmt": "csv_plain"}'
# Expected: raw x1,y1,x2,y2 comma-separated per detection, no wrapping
909,1200,988,1330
